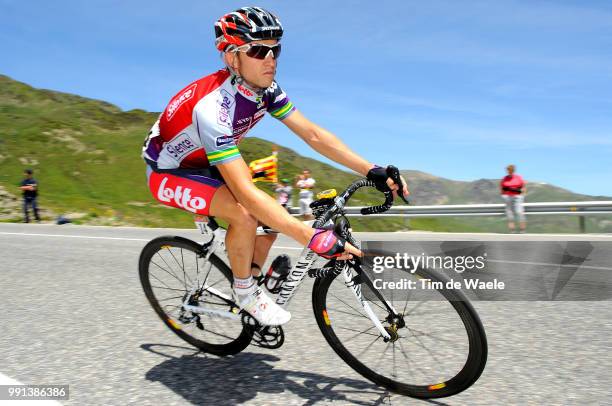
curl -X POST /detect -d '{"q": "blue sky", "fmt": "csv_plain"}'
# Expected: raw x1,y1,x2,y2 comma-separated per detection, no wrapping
2,0,611,196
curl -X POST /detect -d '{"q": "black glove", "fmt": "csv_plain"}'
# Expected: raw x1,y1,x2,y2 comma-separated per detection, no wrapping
367,165,409,203
366,165,390,193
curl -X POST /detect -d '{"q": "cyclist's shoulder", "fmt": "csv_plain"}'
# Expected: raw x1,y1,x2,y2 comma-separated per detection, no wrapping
160,70,232,126
171,69,232,103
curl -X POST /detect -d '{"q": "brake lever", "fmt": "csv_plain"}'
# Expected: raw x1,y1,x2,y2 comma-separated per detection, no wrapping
386,165,410,204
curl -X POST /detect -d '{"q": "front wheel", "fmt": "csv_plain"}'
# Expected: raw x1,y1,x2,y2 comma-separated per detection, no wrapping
139,236,252,356
312,263,487,398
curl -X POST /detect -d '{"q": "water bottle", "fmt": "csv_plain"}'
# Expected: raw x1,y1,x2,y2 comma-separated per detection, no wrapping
265,254,291,294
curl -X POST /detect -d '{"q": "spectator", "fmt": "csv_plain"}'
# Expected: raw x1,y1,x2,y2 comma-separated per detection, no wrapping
20,169,41,223
274,178,293,211
500,164,526,233
295,169,316,220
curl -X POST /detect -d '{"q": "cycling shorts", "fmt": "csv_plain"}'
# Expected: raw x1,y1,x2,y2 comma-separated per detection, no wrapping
146,164,225,215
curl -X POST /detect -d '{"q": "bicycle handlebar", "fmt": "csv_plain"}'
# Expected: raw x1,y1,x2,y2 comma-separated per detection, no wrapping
312,165,407,228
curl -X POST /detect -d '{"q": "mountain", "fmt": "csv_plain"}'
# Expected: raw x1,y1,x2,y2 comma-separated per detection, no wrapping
1,74,610,233
400,170,611,205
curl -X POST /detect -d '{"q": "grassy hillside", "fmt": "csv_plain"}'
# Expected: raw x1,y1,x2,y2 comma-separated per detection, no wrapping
1,74,610,233
0,74,414,231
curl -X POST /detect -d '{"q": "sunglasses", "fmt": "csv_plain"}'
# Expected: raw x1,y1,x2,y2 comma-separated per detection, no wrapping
235,43,282,60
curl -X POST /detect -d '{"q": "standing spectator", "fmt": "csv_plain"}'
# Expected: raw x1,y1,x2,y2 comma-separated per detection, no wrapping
20,169,41,223
500,164,526,233
295,169,316,220
274,178,293,211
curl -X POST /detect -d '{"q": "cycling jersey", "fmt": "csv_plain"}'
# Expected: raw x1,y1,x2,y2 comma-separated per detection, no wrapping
143,69,296,170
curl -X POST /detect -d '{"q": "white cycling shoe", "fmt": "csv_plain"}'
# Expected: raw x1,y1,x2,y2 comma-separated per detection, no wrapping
235,287,291,326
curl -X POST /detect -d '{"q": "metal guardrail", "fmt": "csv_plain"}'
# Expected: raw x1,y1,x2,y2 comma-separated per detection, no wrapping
289,201,612,232
338,201,612,217
289,201,612,217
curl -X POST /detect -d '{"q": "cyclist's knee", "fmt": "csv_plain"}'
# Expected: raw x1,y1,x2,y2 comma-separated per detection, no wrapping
226,205,258,231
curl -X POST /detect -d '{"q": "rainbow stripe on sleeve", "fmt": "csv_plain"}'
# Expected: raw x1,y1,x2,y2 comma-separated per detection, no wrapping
270,101,296,120
207,146,241,165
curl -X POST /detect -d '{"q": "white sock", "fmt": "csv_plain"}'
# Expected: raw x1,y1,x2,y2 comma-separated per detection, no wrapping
233,276,256,301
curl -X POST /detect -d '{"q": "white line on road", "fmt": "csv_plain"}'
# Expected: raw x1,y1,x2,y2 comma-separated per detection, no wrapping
0,232,149,242
0,232,303,250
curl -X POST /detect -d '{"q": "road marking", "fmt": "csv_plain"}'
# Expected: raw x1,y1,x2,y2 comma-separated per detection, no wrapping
0,372,63,405
0,232,304,249
0,232,149,242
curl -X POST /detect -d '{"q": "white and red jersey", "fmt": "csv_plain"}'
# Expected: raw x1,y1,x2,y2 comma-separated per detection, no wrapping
143,69,296,170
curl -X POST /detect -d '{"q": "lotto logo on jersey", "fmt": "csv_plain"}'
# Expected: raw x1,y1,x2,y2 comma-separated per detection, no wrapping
156,177,206,213
237,84,254,97
166,84,198,121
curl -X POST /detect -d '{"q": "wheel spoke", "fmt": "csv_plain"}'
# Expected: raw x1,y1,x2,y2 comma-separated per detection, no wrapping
335,325,380,338
405,327,463,345
166,247,192,288
406,329,442,363
151,259,187,289
356,334,383,359
392,342,397,378
330,307,371,320
331,293,369,320
367,299,388,313
403,300,426,316
150,283,185,292
158,294,185,302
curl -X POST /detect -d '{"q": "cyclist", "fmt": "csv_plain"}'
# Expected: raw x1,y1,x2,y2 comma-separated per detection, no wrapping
142,6,409,326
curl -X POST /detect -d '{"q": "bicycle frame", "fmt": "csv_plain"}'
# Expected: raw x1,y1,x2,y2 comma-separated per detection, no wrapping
190,219,393,339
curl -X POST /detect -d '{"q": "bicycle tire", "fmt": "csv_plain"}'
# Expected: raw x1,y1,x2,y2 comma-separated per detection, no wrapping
139,236,252,356
312,263,487,398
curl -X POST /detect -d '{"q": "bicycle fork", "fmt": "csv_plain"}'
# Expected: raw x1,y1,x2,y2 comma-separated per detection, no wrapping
342,262,403,341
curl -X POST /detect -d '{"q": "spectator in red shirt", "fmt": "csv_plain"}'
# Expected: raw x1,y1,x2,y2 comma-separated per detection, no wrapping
500,164,526,233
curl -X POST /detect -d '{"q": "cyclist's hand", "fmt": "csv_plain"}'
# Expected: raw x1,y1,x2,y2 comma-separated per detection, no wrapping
308,229,363,260
391,173,409,202
367,165,410,203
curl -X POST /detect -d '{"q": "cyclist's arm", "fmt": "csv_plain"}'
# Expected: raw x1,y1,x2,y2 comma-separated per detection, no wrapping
218,158,361,258
217,157,315,245
282,110,372,176
282,111,408,198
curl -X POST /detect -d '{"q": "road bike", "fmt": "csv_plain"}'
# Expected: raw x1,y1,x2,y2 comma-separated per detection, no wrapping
138,171,488,398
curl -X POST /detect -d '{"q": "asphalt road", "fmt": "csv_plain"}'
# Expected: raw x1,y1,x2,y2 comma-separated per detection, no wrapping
1,223,611,405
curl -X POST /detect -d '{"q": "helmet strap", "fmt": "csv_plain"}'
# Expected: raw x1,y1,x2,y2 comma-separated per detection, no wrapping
222,49,266,96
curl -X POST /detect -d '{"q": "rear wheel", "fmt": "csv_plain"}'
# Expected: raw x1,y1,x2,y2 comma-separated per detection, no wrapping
312,263,487,398
139,236,252,356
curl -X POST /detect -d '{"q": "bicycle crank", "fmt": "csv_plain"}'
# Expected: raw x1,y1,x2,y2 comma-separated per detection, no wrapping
241,313,285,349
